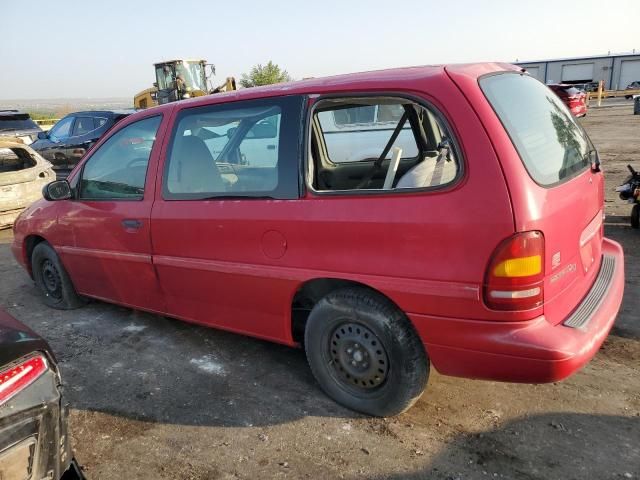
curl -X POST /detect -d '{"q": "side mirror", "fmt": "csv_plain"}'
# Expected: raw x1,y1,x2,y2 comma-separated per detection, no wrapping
37,131,48,140
153,82,158,88
42,180,72,201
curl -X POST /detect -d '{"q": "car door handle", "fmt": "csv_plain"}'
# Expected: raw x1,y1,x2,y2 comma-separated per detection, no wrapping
122,219,142,230
267,144,276,150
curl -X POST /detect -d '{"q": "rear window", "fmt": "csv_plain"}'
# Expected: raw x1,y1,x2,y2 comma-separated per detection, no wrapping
481,73,591,186
559,86,582,96
0,114,38,132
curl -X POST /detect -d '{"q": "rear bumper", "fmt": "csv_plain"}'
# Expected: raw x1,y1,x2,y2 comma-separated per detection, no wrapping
410,238,624,383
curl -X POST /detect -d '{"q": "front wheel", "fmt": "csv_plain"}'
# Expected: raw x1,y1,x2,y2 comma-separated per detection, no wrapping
304,288,429,417
32,242,85,309
631,203,640,229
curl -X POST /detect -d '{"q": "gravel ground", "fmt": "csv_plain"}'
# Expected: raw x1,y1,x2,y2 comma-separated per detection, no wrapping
0,102,638,480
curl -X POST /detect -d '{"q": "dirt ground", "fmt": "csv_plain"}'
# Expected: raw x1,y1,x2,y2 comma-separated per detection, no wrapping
0,103,639,480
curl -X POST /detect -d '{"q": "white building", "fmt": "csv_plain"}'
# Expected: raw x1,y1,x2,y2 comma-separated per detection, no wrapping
515,51,640,90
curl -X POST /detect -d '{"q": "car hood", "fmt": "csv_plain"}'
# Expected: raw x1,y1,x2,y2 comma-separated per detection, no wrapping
29,138,53,149
0,309,52,367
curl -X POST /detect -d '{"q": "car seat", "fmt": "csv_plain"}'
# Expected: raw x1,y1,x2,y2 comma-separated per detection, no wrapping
169,135,225,194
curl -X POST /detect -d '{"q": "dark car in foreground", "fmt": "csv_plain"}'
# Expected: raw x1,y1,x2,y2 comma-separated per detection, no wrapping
30,110,133,175
0,309,83,479
0,111,43,146
548,84,587,117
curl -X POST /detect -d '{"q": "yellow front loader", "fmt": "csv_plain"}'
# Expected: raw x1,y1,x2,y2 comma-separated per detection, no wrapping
134,59,236,109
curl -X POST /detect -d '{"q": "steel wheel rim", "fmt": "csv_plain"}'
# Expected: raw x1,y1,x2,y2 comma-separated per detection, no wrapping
328,322,389,390
41,259,62,300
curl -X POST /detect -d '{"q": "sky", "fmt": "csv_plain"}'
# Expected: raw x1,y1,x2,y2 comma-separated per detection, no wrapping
1,0,638,100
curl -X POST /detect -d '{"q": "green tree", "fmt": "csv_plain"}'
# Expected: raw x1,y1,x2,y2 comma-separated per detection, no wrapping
239,61,292,88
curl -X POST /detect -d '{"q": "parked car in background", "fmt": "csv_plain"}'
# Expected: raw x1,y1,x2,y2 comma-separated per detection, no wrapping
548,84,588,117
0,309,83,479
625,80,640,99
572,82,599,93
30,110,133,176
12,63,624,417
0,137,55,229
0,110,43,145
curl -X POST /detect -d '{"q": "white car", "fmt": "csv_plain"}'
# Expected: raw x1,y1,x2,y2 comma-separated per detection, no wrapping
0,137,55,228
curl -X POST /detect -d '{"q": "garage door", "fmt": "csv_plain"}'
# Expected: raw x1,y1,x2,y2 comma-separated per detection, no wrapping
619,59,640,90
561,63,594,82
524,66,542,81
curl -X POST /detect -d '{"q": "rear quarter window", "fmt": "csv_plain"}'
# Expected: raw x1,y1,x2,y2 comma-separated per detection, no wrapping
480,73,592,186
0,115,38,131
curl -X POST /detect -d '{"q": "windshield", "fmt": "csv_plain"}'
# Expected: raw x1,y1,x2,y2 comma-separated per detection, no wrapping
176,62,206,91
481,73,591,186
155,62,206,92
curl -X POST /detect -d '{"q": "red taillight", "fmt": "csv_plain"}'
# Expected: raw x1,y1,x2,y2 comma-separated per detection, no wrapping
484,231,545,311
0,355,48,405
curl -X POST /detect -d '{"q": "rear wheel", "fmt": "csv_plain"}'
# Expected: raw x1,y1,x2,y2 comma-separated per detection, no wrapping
304,288,429,417
631,203,640,229
32,242,85,309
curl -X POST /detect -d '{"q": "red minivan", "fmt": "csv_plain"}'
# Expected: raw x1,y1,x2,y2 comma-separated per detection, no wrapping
11,63,624,416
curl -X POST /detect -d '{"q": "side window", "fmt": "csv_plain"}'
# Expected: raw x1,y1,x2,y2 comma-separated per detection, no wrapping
163,96,302,200
311,97,459,191
72,117,95,136
333,106,375,126
48,116,74,142
79,116,161,200
95,117,108,128
376,104,405,123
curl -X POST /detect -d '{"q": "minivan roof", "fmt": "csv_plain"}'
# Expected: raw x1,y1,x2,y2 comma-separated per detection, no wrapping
153,63,521,114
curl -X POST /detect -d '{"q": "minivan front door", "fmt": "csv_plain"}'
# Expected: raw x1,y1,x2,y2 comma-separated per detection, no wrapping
151,96,303,342
58,115,167,312
36,116,75,167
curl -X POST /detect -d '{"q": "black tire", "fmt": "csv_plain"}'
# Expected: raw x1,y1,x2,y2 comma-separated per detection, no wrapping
304,288,429,417
32,242,85,309
631,204,640,229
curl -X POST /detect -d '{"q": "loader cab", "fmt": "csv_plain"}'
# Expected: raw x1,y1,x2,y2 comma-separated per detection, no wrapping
154,60,208,105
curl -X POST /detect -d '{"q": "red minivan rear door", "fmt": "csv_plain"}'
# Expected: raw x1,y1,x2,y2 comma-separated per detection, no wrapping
476,72,604,324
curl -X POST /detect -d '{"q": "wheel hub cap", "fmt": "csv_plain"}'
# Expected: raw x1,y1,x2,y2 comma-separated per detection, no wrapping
329,322,389,389
41,260,62,299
